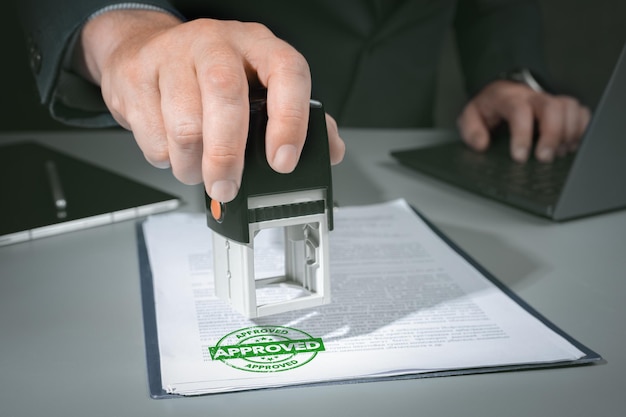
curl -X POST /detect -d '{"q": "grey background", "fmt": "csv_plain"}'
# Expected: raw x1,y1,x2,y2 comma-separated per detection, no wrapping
2,1,626,132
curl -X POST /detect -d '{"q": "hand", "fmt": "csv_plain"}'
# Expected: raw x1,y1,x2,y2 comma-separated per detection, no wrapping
75,10,345,202
457,80,591,163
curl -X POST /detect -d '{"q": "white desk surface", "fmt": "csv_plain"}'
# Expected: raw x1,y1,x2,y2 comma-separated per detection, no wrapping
1,129,624,417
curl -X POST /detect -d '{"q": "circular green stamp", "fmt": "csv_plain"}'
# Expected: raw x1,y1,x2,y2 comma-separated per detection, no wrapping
209,325,325,373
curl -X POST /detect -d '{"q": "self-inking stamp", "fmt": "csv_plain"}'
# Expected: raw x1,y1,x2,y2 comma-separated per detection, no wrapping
206,92,333,318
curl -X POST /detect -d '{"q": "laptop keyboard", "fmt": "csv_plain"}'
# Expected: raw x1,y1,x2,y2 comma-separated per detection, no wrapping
392,139,575,208
450,143,574,200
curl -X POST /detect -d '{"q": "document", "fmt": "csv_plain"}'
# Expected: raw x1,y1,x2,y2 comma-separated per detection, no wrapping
140,199,598,396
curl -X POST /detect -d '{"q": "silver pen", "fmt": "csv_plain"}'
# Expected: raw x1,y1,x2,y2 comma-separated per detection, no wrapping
45,160,67,216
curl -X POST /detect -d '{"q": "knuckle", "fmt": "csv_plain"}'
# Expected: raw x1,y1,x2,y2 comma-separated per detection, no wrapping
556,95,579,106
244,21,274,37
203,61,239,89
502,96,532,119
202,63,246,98
115,50,153,85
548,96,566,111
204,143,241,169
185,18,224,40
102,89,125,118
510,106,534,127
276,102,309,123
167,121,203,148
540,122,561,140
511,95,533,111
271,47,310,79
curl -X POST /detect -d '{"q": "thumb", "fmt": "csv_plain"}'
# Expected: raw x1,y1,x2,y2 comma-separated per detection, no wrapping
457,102,490,151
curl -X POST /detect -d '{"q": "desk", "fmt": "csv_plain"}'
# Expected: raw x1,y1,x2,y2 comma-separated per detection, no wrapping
1,129,624,416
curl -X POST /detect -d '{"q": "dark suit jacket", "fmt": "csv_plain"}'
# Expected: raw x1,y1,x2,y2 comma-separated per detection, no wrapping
17,0,547,128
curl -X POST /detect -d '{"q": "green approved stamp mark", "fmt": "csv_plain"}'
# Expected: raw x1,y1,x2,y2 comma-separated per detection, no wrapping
209,326,325,373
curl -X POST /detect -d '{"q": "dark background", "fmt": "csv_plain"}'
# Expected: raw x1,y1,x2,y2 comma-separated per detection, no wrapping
2,1,626,132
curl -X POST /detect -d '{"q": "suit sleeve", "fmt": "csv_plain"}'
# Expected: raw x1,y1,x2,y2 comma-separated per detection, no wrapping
453,0,549,97
16,0,181,127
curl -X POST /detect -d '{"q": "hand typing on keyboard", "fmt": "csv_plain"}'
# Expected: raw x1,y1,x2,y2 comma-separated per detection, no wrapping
456,80,591,164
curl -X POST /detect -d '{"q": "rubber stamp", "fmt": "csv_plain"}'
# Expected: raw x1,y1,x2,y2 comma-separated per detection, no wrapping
206,92,333,318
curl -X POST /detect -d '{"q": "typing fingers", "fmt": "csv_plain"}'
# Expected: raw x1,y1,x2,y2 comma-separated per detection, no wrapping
502,100,535,163
533,96,564,162
458,81,538,160
461,80,592,164
534,95,590,162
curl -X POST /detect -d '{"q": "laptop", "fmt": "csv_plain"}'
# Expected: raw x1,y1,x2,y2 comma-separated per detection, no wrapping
0,141,181,246
391,43,626,221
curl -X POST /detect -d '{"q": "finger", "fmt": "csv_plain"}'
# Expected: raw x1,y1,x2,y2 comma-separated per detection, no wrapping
325,113,345,165
503,102,534,163
122,83,171,169
248,30,312,173
554,98,576,157
100,61,171,169
108,107,132,131
100,76,136,131
197,47,249,202
556,142,569,158
264,50,311,173
562,97,582,149
573,105,592,151
159,63,204,184
457,102,491,151
534,98,566,163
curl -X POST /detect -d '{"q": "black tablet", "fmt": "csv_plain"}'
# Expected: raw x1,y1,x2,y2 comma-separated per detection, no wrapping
0,141,181,246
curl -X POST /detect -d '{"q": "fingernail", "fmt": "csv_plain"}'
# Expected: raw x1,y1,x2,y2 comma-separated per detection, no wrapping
153,161,171,169
477,137,490,151
272,144,298,173
147,157,171,169
210,180,239,202
537,147,554,162
470,133,485,149
512,146,529,162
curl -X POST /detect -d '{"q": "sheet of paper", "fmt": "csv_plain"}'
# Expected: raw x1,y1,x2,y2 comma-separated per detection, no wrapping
142,199,585,396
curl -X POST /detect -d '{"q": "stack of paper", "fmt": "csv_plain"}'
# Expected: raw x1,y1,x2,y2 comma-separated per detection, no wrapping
139,199,598,396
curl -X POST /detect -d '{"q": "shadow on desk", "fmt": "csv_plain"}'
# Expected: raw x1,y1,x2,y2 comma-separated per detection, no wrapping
436,222,543,291
332,152,385,206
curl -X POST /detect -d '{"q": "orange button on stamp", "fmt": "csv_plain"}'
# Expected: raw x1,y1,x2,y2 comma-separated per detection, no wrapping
210,199,224,223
